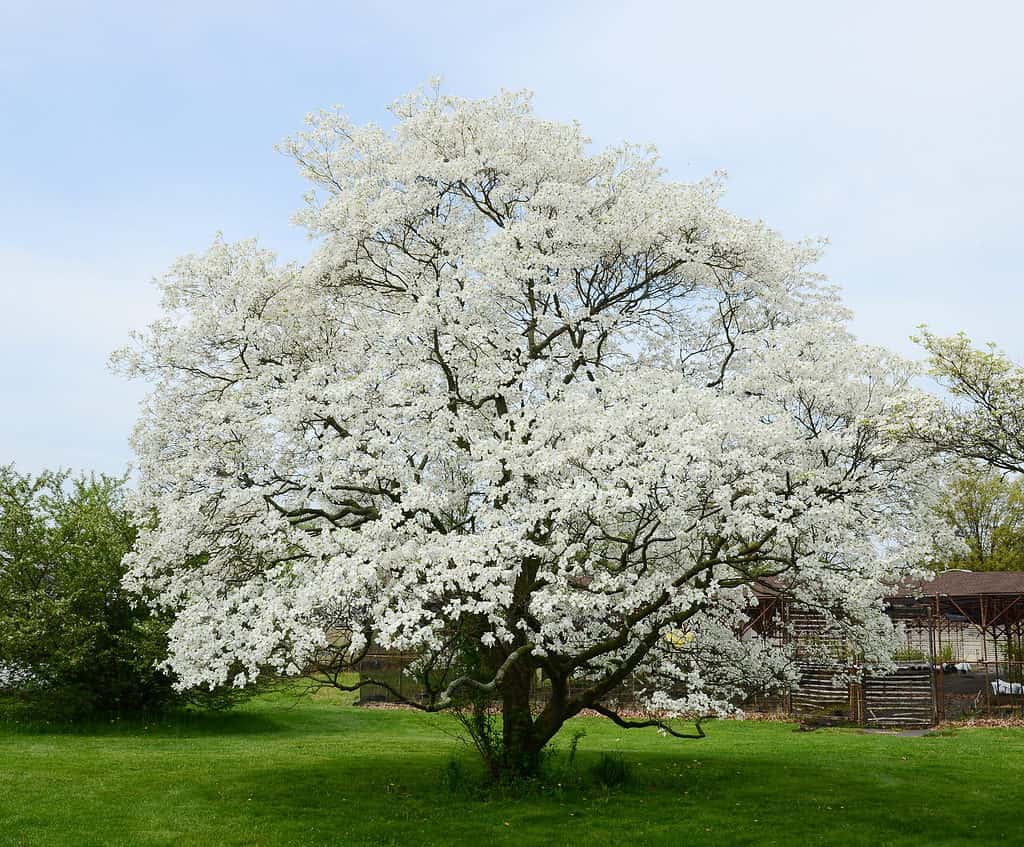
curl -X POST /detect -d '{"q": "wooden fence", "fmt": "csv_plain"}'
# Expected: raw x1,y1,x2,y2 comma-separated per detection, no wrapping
789,664,936,728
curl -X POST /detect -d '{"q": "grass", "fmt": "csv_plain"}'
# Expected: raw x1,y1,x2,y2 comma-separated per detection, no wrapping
1,688,1023,846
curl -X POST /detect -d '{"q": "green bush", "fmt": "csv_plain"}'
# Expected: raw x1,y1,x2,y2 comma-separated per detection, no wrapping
0,466,248,719
441,756,473,794
893,647,927,662
590,752,631,788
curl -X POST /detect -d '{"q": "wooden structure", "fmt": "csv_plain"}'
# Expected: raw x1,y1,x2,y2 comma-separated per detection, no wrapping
355,571,1024,724
748,570,1024,726
785,664,935,728
894,570,1024,719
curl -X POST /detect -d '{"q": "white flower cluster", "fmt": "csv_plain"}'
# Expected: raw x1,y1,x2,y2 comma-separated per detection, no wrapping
116,88,946,720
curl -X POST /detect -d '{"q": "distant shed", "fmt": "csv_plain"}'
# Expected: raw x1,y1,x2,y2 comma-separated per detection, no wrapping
746,570,1024,726
892,570,1024,718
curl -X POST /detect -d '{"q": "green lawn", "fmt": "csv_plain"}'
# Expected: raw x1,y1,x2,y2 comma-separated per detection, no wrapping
1,690,1021,847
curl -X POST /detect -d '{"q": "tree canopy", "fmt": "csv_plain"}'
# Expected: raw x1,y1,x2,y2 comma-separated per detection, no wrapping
906,329,1024,573
116,88,944,776
911,329,1024,475
931,465,1024,572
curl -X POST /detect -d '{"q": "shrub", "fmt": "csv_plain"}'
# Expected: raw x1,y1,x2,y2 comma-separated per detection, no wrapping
590,752,631,789
0,466,248,719
893,647,927,662
441,756,473,794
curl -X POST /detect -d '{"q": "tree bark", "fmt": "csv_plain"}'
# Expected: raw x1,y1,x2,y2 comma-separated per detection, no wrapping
500,661,543,779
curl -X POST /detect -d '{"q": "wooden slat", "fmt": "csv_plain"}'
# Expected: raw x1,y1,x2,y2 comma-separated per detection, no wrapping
862,667,934,727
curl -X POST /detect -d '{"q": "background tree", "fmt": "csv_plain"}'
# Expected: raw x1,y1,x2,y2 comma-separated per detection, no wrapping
931,465,1024,571
116,88,944,779
911,329,1024,475
0,467,245,718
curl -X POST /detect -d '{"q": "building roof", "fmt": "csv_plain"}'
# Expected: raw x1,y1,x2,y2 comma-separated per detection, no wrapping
896,570,1024,598
751,570,1024,600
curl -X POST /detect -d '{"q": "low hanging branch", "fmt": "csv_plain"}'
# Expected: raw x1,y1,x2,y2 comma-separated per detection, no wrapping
589,704,707,739
330,643,536,712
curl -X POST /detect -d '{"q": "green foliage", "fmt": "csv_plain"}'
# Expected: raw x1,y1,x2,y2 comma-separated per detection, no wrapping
909,330,1024,571
932,464,1024,571
913,329,1024,478
590,751,631,788
0,466,248,719
892,647,927,662
440,726,608,799
441,756,473,794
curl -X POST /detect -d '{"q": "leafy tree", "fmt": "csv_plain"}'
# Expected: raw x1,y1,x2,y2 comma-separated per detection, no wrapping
907,330,1024,573
932,465,1024,571
0,467,243,718
116,88,944,778
911,329,1024,474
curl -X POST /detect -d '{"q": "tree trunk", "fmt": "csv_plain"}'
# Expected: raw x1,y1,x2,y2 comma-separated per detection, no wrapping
500,662,543,779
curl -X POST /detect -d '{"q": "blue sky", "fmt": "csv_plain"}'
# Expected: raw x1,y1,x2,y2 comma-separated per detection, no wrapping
2,0,1022,475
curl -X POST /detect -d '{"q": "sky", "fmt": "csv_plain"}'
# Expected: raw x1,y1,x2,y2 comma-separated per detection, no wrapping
2,0,1022,476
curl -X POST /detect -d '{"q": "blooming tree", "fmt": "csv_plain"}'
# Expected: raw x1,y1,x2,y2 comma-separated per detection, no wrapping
117,88,942,777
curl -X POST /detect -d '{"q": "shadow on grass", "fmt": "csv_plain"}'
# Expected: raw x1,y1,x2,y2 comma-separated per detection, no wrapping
0,681,363,739
0,706,290,738
172,739,1016,847
0,694,445,741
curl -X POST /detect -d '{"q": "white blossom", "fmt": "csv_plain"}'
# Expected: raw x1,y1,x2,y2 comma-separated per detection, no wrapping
116,88,946,743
